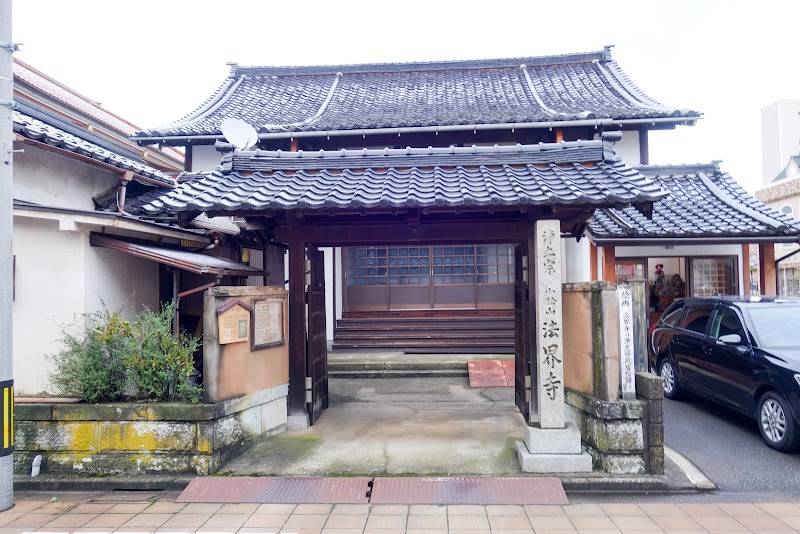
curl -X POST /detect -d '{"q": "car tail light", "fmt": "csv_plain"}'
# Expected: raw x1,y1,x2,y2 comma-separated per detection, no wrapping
649,323,658,337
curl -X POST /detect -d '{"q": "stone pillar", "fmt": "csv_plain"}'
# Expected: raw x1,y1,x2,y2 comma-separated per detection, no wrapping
534,220,565,429
617,285,636,400
517,219,592,473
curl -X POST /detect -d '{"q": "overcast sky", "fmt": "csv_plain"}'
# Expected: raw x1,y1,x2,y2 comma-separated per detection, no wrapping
11,0,800,193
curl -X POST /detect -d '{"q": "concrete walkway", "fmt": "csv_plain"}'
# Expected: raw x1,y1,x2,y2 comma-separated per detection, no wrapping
2,489,800,533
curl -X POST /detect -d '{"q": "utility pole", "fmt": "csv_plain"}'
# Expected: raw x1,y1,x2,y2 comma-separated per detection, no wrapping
0,0,15,512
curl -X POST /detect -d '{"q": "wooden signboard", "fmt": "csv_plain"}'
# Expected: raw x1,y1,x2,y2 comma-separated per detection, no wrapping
251,297,285,350
216,300,253,345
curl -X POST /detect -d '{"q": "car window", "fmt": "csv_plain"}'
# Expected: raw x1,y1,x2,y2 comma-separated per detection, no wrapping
661,302,685,326
679,304,713,334
746,305,800,348
710,306,746,341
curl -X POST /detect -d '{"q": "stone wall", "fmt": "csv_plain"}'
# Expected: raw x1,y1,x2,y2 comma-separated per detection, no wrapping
565,390,644,475
13,384,287,476
565,371,665,475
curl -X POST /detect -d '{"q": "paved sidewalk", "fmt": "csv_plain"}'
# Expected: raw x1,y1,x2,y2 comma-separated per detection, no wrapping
2,489,800,533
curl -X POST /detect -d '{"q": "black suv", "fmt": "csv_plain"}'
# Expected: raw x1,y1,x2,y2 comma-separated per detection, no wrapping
650,296,800,452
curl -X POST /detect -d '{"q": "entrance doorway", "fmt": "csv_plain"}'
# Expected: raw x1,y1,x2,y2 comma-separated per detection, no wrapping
343,244,515,312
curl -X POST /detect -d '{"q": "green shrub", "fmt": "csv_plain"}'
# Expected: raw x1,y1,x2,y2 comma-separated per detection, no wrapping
49,302,202,403
128,302,202,403
48,308,134,402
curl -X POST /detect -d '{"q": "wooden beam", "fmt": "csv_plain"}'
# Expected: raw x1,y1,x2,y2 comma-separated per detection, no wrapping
742,244,751,296
590,242,598,281
602,245,617,284
287,239,308,429
759,243,777,296
275,221,537,246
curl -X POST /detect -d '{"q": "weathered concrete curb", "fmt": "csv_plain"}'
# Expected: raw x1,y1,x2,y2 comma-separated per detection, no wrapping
13,472,703,495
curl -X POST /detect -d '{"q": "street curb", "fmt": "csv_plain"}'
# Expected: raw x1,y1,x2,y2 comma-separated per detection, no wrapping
13,475,193,492
664,445,716,491
14,473,700,495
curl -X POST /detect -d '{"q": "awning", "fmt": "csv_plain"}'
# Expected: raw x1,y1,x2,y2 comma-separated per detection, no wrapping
90,234,264,277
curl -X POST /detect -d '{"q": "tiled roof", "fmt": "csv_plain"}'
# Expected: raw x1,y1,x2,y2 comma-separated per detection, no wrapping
589,163,800,242
13,60,137,135
13,110,176,187
135,137,667,215
14,59,185,165
135,47,699,141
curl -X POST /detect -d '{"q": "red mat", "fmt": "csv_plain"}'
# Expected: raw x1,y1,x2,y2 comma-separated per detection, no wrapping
468,359,515,387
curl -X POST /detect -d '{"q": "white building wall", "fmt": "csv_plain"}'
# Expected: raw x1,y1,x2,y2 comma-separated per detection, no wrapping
13,147,119,210
595,130,641,165
322,247,334,349
761,100,800,185
13,217,85,396
83,244,159,318
190,145,223,172
12,216,161,396
562,237,591,282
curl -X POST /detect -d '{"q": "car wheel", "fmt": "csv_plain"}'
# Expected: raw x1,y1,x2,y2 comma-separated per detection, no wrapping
757,391,799,452
658,358,681,400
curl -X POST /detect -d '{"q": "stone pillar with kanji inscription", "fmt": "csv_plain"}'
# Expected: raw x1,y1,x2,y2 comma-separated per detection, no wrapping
534,220,565,428
516,219,592,473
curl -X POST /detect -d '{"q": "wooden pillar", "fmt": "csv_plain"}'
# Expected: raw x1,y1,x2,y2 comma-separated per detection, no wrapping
742,244,751,296
290,138,299,152
554,128,564,143
287,239,308,429
639,128,649,165
759,243,777,296
602,246,617,284
590,243,598,281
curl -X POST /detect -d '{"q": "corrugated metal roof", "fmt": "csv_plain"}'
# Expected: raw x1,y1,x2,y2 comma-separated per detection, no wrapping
89,234,263,276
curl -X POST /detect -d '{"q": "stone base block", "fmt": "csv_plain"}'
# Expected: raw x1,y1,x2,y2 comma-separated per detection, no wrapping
524,422,582,454
516,441,593,473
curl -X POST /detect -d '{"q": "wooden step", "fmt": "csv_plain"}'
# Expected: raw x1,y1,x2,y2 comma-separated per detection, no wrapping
333,316,514,353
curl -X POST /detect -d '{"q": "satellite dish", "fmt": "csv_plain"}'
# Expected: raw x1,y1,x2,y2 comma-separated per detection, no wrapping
220,118,259,150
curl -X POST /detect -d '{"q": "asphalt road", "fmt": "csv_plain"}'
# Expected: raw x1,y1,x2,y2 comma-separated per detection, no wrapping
665,393,800,495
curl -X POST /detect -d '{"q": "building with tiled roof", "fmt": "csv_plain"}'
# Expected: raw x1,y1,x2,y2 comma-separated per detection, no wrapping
133,47,700,174
127,45,794,360
10,61,261,397
756,154,800,296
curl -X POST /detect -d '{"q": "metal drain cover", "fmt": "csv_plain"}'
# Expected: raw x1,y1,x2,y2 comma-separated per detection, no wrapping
177,476,371,503
370,476,567,504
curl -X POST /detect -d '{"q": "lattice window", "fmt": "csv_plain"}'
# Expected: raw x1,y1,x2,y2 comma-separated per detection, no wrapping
388,246,430,285
476,245,515,283
345,246,387,286
433,245,476,284
690,257,736,296
778,267,800,297
615,260,645,284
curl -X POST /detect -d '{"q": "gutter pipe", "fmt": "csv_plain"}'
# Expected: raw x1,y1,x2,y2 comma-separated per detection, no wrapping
134,116,702,145
591,236,800,246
